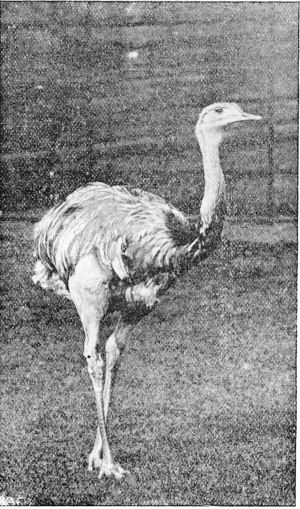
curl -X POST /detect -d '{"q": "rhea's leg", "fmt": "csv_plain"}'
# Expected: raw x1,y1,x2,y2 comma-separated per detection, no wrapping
104,320,130,416
88,320,131,471
69,254,126,479
86,339,126,479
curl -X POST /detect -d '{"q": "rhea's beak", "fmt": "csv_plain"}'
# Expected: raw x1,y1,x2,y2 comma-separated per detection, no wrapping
225,110,262,127
239,111,262,121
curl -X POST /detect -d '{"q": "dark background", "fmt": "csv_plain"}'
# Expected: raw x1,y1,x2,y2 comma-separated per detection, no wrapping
1,1,298,219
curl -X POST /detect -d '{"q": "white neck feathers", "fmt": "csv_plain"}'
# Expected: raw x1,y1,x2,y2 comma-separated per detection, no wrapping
196,126,225,226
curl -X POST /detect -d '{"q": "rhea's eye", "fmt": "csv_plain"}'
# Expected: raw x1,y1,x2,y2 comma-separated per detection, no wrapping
215,108,223,113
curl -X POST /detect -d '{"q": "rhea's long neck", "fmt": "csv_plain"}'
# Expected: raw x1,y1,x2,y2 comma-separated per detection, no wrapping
197,127,225,223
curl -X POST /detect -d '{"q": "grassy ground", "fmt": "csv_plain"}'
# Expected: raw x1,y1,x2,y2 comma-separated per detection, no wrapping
0,219,296,505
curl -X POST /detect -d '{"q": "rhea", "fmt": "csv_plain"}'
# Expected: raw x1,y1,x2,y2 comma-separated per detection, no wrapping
33,102,261,479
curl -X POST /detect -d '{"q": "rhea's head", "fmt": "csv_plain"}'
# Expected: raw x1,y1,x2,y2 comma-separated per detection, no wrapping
195,102,261,140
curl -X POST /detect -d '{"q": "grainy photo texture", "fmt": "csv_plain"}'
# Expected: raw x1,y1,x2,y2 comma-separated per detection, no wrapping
0,1,297,505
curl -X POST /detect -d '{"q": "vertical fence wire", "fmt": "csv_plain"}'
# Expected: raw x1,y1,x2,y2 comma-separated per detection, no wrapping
267,10,275,223
84,2,94,183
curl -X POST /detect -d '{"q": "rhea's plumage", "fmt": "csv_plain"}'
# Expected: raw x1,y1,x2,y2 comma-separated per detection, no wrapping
33,182,223,307
32,102,261,479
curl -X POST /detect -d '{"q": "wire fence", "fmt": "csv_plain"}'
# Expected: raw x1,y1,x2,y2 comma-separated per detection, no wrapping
1,2,298,220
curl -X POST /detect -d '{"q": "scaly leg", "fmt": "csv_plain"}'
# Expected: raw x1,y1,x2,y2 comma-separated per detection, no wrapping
104,320,130,416
88,320,130,473
86,345,126,479
69,254,126,479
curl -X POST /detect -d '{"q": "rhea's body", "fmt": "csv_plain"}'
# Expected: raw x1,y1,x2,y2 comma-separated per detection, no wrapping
33,182,226,319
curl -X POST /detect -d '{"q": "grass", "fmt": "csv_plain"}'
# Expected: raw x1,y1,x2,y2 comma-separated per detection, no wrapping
0,219,296,505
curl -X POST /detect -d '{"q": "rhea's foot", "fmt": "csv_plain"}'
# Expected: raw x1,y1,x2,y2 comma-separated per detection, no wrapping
88,450,128,479
98,460,128,480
